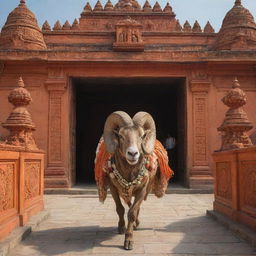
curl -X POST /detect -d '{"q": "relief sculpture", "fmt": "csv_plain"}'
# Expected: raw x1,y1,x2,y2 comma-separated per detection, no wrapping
24,161,40,201
0,164,15,212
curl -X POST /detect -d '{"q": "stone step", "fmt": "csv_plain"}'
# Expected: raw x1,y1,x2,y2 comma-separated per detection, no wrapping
44,183,213,195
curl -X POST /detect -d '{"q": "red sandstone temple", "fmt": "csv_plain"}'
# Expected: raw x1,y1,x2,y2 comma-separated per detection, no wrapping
0,0,255,189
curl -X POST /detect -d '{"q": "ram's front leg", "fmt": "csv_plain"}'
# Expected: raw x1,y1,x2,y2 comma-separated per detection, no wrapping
124,187,146,250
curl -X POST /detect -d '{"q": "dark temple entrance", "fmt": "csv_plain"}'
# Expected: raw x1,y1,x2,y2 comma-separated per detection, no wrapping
73,77,187,185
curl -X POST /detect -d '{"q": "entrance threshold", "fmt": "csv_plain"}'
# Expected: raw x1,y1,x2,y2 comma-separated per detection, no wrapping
44,183,213,195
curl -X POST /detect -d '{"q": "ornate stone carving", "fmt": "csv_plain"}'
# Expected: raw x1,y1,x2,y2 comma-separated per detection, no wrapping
175,20,182,32
48,91,62,162
143,0,152,12
42,20,51,31
214,0,256,50
152,2,162,12
240,160,256,209
0,0,46,50
216,162,232,200
62,20,71,30
93,0,104,12
163,2,172,14
82,2,93,14
192,21,202,33
190,81,210,166
0,164,15,212
2,77,38,151
204,21,215,33
72,19,80,30
113,17,144,51
104,0,114,11
53,21,62,31
115,0,141,11
218,78,253,151
183,21,192,32
24,161,40,201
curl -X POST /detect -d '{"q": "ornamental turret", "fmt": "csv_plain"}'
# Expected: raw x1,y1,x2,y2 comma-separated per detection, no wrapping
0,0,46,50
214,0,256,50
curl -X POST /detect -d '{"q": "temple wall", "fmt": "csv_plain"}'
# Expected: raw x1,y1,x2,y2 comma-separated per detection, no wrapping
0,62,255,189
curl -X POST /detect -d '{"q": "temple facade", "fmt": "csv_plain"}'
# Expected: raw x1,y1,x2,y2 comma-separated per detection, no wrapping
0,0,255,189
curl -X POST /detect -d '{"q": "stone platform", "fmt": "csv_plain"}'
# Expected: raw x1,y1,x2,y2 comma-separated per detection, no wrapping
6,193,256,256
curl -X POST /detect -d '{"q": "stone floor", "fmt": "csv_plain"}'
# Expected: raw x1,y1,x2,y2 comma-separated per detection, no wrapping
8,194,256,256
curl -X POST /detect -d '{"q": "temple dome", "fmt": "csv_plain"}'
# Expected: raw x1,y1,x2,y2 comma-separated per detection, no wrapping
214,0,256,50
0,0,46,50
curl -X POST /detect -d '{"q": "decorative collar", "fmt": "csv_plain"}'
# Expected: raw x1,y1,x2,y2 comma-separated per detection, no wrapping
108,158,149,189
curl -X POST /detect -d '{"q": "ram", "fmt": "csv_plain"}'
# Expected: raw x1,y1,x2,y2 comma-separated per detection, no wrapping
95,111,173,250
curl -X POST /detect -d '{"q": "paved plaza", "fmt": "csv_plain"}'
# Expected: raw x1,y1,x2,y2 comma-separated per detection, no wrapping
8,193,256,256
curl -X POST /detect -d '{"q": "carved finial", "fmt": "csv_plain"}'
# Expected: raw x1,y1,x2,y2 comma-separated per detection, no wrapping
42,21,51,31
72,19,79,29
84,2,92,12
53,21,62,31
94,0,103,11
143,0,152,12
183,21,192,32
18,76,25,88
62,20,71,30
104,0,114,11
233,77,240,88
204,21,215,33
192,20,202,32
163,2,172,13
218,78,253,151
175,20,182,32
2,77,38,150
152,1,162,12
235,0,242,6
20,0,26,5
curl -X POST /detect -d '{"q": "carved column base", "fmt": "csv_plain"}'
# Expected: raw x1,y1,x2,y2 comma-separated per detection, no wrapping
189,167,214,189
45,167,69,188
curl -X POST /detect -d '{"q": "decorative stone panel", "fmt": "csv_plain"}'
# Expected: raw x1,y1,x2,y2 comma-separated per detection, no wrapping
216,162,232,200
213,147,256,231
24,161,41,201
240,160,256,213
113,17,144,52
190,81,210,166
0,163,15,212
45,77,68,188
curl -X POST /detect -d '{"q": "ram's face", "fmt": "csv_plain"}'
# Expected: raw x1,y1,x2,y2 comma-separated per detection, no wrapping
116,126,145,165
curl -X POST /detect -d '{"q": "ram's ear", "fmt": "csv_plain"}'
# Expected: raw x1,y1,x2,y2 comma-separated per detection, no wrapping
103,111,133,154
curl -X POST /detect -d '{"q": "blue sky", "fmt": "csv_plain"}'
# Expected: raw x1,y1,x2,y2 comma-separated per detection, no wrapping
0,0,255,32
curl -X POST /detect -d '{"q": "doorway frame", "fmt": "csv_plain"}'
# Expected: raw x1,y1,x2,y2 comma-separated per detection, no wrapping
70,76,188,186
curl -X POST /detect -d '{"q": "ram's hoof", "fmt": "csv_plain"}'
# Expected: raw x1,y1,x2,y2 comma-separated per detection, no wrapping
124,240,133,250
118,226,126,234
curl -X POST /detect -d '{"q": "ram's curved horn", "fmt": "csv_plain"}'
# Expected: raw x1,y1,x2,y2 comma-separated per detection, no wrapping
133,112,156,154
103,111,133,154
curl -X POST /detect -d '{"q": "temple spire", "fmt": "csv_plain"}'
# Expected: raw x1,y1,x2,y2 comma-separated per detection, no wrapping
20,0,26,4
235,0,241,6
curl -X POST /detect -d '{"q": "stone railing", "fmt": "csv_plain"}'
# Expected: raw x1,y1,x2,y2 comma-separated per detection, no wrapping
0,77,44,240
212,78,256,231
213,147,256,230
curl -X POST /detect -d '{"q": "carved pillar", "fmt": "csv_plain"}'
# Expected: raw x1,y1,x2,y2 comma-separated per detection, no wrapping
189,80,213,188
45,79,68,188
